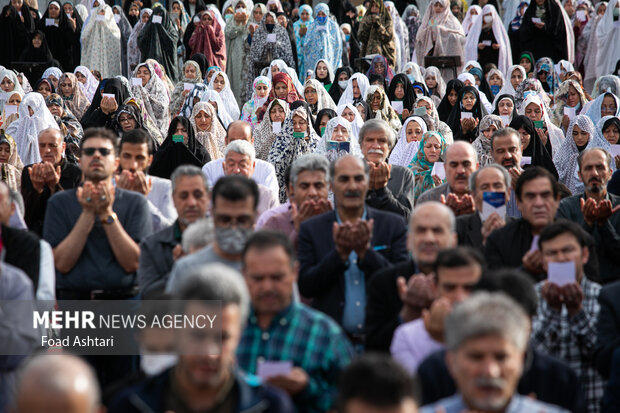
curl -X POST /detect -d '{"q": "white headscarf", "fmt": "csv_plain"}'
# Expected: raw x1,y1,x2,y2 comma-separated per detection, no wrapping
521,93,565,155
304,79,336,113
315,116,361,161
80,3,122,78
200,89,234,128
0,70,24,113
403,62,425,84
388,116,427,167
464,5,513,74
267,59,304,96
6,93,59,166
208,71,241,121
493,65,526,106
424,66,446,98
462,4,481,34
131,62,171,136
336,103,364,141
42,67,62,82
73,65,99,102
337,73,369,106
415,0,465,69
584,92,620,125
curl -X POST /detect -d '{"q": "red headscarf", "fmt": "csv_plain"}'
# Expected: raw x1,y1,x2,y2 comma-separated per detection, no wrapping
256,72,302,122
188,10,227,71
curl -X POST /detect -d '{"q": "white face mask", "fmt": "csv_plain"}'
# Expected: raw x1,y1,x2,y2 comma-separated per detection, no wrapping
483,15,493,23
338,80,348,89
140,354,177,376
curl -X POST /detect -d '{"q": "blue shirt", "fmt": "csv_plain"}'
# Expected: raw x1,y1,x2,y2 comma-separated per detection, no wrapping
507,188,522,219
421,393,569,413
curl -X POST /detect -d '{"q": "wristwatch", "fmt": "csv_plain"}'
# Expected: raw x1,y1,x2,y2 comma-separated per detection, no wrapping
101,212,118,225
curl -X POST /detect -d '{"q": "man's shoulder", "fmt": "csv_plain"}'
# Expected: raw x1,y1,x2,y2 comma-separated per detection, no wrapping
369,259,416,287
294,302,347,334
416,182,450,203
48,187,78,205
600,279,620,302
116,187,149,207
558,193,583,208
394,317,425,337
367,206,407,226
456,212,479,227
141,224,176,247
255,158,276,173
174,246,216,269
486,217,523,239
149,175,172,190
202,158,224,175
390,164,413,178
299,210,337,231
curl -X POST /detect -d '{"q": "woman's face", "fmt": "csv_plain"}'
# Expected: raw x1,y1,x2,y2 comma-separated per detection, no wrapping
416,100,432,116
63,3,73,15
525,102,542,121
482,124,498,139
370,2,379,14
48,75,59,89
184,64,197,79
136,65,151,87
201,12,213,25
370,91,382,111
208,100,218,112
331,124,349,142
572,124,590,147
256,83,269,98
489,73,502,86
433,1,446,14
316,62,328,79
462,91,476,111
75,71,86,84
269,103,285,123
119,112,138,131
8,93,21,106
59,78,72,97
142,11,151,22
274,81,288,99
498,98,514,116
537,70,548,83
374,61,385,75
511,69,524,89
0,143,10,163
566,86,579,107
265,13,274,24
113,7,120,14
597,3,606,15
301,10,310,21
32,34,42,48
48,103,62,117
520,58,532,73
172,2,181,13
37,82,51,97
473,75,481,87
518,127,531,149
253,7,263,21
195,110,212,131
341,107,356,122
394,82,405,99
406,120,423,143
447,89,458,106
603,124,620,145
174,122,188,141
352,79,360,98
271,65,280,76
0,77,14,93
338,72,349,82
207,69,216,80
601,95,617,117
213,74,226,92
424,136,442,163
425,76,437,89
292,114,308,133
48,3,60,18
304,86,318,104
356,104,366,120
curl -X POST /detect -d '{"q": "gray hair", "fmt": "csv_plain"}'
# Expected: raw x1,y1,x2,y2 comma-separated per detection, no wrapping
16,354,101,413
469,164,511,194
37,127,63,142
173,263,251,326
410,201,456,232
445,140,479,164
225,140,255,162
358,118,396,149
10,189,24,218
329,155,370,183
182,218,215,253
289,153,330,187
577,147,612,170
445,292,529,351
490,127,520,150
171,165,209,194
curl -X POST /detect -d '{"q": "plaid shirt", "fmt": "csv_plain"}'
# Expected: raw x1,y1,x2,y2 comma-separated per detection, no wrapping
532,276,604,413
237,302,355,413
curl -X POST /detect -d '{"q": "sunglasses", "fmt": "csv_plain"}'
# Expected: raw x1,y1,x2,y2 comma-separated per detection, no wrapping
82,147,112,156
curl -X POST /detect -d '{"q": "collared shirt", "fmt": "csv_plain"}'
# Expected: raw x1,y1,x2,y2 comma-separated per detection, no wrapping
257,201,291,228
336,208,367,334
391,318,444,375
202,158,280,195
421,393,569,413
146,175,177,232
532,276,604,413
506,187,522,219
237,302,354,413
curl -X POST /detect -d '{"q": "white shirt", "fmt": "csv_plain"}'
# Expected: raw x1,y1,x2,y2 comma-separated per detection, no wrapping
257,184,280,219
146,175,177,232
202,158,279,195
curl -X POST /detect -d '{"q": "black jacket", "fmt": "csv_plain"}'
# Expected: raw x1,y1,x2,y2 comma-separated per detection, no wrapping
1,224,40,291
456,213,516,251
595,280,620,378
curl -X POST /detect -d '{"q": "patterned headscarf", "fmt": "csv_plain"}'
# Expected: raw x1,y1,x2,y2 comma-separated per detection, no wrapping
315,116,361,161
190,101,226,160
409,131,447,199
388,116,427,167
58,72,90,120
472,114,503,167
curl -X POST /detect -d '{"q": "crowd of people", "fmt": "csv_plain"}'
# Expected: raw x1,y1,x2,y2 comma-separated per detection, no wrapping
1,0,620,411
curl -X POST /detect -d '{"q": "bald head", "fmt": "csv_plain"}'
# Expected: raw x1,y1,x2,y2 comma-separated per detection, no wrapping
226,121,253,145
408,202,457,271
445,141,478,195
14,355,102,413
38,128,66,165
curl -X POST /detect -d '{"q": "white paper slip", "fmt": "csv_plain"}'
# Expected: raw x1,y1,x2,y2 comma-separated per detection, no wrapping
266,33,277,43
96,14,105,21
4,105,17,117
520,156,532,167
66,13,72,18
272,121,282,134
0,92,7,102
610,144,620,157
482,40,492,46
152,15,162,23
461,112,473,119
500,115,510,126
114,14,120,23
391,101,403,114
563,106,576,119
45,18,57,26
531,17,542,24
431,161,445,180
102,93,115,100
576,10,587,21
481,192,506,222
317,24,326,30
529,235,540,252
131,77,142,86
183,82,194,91
193,16,200,23
257,360,292,380
548,261,576,287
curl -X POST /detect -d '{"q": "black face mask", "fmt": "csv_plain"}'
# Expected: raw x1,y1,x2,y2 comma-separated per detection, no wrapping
266,23,275,31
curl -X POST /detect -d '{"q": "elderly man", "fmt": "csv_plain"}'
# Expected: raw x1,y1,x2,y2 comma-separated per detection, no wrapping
262,153,331,242
298,155,408,340
557,148,620,284
108,264,294,413
222,140,279,218
203,120,279,194
138,165,210,297
21,127,82,236
533,220,604,412
360,119,415,219
14,355,104,413
365,202,457,352
421,293,567,412
490,127,523,218
238,231,354,412
416,141,478,217
456,164,512,249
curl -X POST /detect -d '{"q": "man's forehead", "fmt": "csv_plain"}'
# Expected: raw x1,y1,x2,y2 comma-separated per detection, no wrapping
446,144,475,162
493,134,519,148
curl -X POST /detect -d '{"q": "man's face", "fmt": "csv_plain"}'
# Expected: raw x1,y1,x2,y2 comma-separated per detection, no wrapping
360,130,390,163
578,150,612,195
172,175,208,227
491,133,522,169
223,151,254,178
177,303,240,388
516,177,559,230
473,168,509,211
244,246,298,317
119,142,151,173
541,233,589,284
331,157,368,211
435,264,482,304
212,195,256,230
290,170,328,205
447,334,524,412
226,123,253,144
38,130,65,165
407,205,456,268
15,379,98,413
445,144,477,194
79,138,118,182
0,185,13,225
343,399,418,413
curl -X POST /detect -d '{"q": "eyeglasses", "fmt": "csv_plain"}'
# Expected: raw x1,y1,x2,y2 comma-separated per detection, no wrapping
118,116,134,123
82,147,112,156
213,214,254,228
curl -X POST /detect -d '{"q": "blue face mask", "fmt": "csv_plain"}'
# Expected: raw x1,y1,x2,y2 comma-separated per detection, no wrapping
345,34,350,41
407,74,416,84
614,7,619,17
523,90,536,99
316,15,327,24
490,85,500,95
